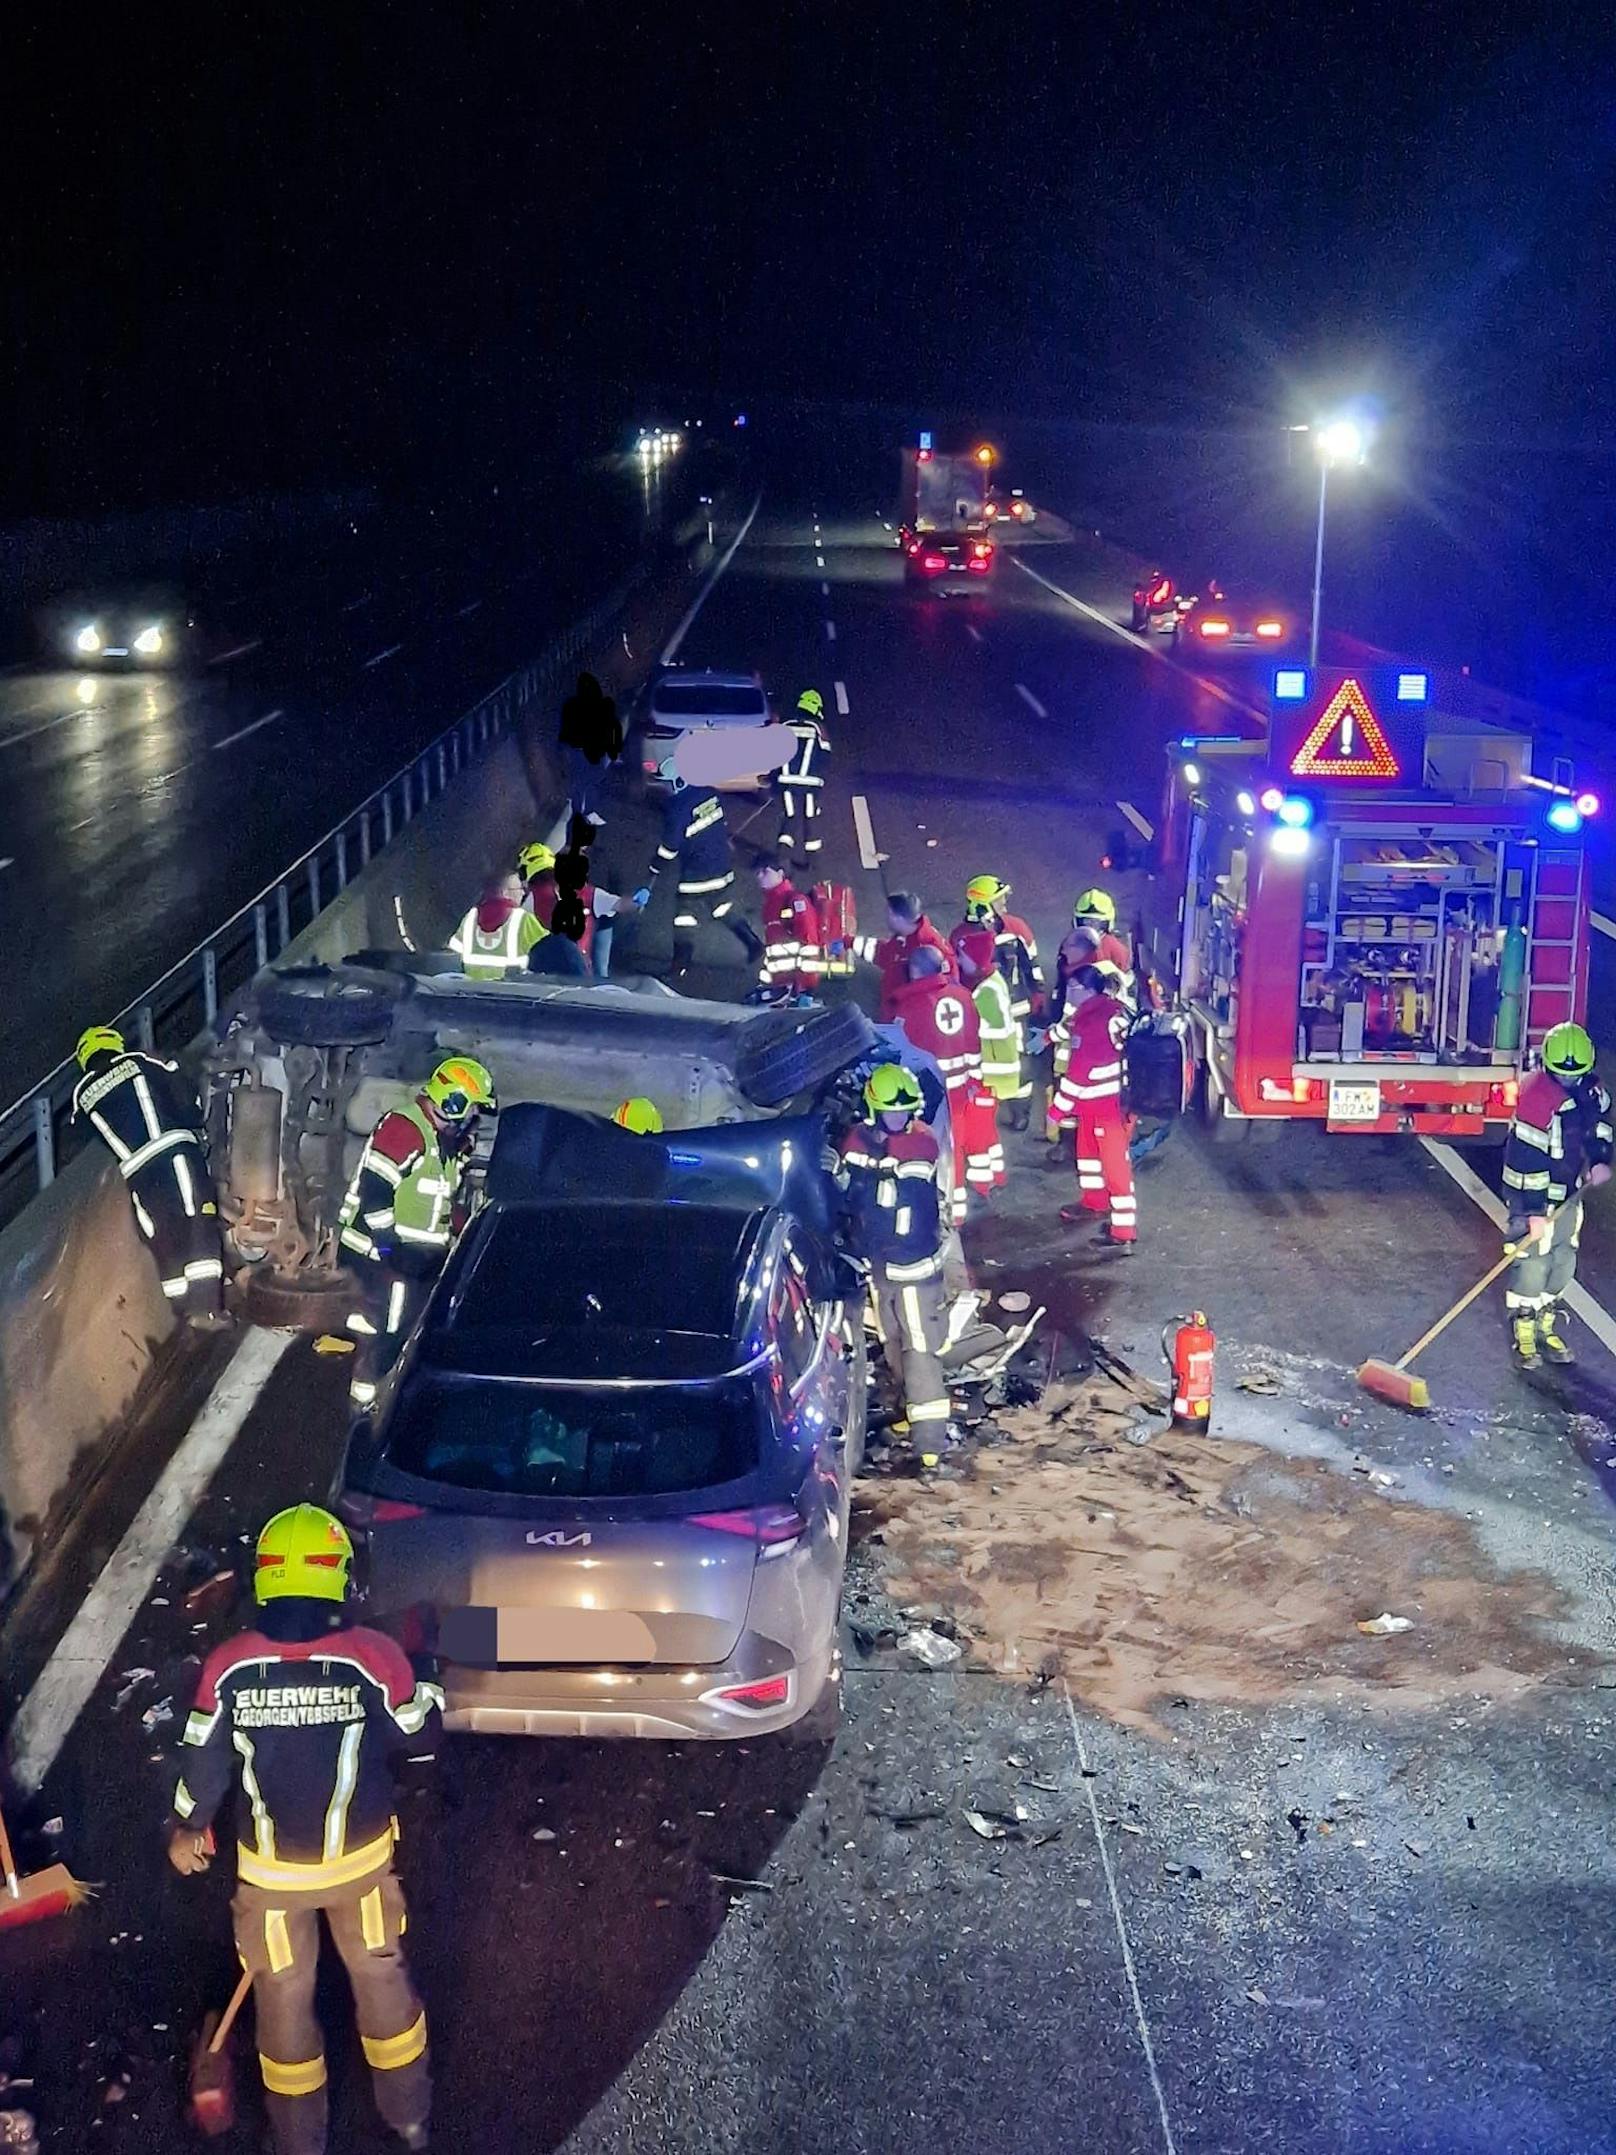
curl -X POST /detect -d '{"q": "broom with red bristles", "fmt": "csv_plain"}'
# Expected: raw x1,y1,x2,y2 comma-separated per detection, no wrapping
1357,1241,1525,1411
0,1804,92,1931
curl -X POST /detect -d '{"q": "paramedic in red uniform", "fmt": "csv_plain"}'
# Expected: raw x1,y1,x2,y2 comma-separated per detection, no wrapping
845,890,955,1021
752,854,823,999
1047,964,1136,1246
892,946,996,1225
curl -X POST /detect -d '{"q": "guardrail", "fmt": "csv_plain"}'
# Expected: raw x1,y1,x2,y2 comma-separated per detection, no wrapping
0,571,645,1230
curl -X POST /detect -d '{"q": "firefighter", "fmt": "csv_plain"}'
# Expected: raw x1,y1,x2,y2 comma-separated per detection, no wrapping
613,1097,664,1133
1064,888,1133,991
892,946,996,1223
777,688,829,858
752,853,823,1000
844,890,956,1021
1502,1021,1614,1368
448,871,548,979
523,839,627,980
73,1025,228,1327
838,1063,961,1446
166,1504,441,2155
1047,964,1136,1247
951,925,1012,1187
635,766,764,979
338,1056,496,1409
961,873,1046,1027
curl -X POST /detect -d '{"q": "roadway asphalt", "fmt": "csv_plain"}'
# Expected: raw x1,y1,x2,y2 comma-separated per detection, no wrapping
7,495,1616,2152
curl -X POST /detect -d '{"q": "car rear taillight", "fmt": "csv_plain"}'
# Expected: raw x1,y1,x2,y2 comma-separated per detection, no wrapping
1151,579,1172,605
705,1674,792,1712
1198,618,1231,638
971,541,993,560
1256,620,1284,639
921,552,947,572
337,1493,429,1526
905,538,922,555
688,1505,806,1558
968,556,990,572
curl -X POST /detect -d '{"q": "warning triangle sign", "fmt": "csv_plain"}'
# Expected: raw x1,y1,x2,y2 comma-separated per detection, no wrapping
1288,677,1401,779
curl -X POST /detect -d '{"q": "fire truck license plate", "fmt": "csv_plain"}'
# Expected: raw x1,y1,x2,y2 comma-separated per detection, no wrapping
1328,1080,1382,1123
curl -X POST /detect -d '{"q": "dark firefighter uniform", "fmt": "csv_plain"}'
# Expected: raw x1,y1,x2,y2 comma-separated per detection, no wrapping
839,1066,953,1436
647,780,762,972
777,689,829,857
72,1026,226,1322
1501,1022,1614,1367
338,1057,495,1409
167,1505,442,2155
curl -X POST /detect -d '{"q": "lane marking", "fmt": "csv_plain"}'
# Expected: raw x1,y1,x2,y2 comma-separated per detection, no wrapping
1593,910,1616,942
456,600,483,618
363,642,404,669
825,620,837,643
340,593,373,613
834,680,850,717
213,709,285,751
210,638,263,666
1015,682,1047,718
660,491,763,664
1422,1138,1616,1362
1012,556,1262,724
816,555,826,570
1063,1685,1179,2155
10,1327,298,1793
965,623,984,647
851,793,882,871
880,519,892,531
1118,799,1155,840
821,581,831,597
0,858,13,872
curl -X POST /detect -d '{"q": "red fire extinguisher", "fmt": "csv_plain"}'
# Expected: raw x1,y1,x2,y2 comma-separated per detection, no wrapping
1164,1312,1215,1430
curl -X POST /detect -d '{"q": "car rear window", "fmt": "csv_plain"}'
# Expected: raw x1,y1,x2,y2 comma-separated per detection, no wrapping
652,681,768,718
384,1373,759,1498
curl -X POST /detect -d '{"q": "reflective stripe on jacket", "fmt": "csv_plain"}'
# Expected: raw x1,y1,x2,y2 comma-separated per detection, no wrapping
338,1099,460,1261
1503,1069,1615,1215
73,1051,205,1180
449,903,546,978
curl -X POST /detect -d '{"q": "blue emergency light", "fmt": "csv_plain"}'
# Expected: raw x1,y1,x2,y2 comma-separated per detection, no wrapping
1276,795,1314,829
1274,669,1308,700
919,430,933,452
1547,799,1584,835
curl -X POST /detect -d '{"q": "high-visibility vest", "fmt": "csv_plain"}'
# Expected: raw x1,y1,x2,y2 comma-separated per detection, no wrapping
338,1099,461,1259
450,905,545,978
972,971,1021,1101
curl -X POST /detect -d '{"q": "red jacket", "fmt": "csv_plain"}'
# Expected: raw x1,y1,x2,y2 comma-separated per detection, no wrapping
892,974,982,1093
1050,992,1129,1120
860,918,956,1021
527,870,594,960
761,879,823,992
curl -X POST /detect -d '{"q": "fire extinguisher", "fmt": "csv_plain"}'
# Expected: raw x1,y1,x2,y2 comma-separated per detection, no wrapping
1163,1312,1215,1430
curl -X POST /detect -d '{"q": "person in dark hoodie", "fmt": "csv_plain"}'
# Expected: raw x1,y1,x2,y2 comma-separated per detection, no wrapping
557,671,623,826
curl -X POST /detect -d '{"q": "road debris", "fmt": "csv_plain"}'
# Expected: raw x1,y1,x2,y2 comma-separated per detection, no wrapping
1236,1367,1284,1396
1356,1613,1415,1637
897,1627,963,1670
113,1668,156,1709
140,1697,174,1733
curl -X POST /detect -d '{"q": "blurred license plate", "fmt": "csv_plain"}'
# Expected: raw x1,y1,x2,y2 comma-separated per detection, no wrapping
1328,1081,1381,1123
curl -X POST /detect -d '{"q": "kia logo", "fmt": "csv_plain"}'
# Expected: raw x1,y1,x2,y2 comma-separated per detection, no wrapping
526,1529,593,1547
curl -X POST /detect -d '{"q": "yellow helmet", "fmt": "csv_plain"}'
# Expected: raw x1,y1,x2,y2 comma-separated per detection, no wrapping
1073,887,1117,927
965,874,1010,913
517,842,556,880
863,1062,925,1119
424,1056,496,1120
76,1025,126,1069
1543,1022,1596,1079
254,1504,353,1605
796,689,825,718
613,1097,664,1134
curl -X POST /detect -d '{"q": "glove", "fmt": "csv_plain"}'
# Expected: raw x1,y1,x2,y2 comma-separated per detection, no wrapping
1588,1163,1612,1189
167,1827,213,1877
631,887,652,910
828,939,846,958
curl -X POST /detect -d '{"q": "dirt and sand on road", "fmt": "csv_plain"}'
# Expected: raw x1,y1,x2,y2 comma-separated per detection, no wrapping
863,1371,1610,1732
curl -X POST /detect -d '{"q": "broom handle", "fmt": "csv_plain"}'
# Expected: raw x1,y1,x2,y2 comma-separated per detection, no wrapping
1397,1246,1523,1371
0,1807,19,1897
210,1967,255,2054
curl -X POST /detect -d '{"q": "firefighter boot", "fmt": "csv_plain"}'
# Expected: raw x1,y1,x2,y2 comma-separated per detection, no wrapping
1000,1097,1031,1133
671,934,696,980
1510,1314,1542,1370
1538,1304,1576,1366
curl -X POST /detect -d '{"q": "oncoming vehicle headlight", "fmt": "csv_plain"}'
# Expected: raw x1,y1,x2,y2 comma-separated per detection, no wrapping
75,623,102,655
133,624,164,656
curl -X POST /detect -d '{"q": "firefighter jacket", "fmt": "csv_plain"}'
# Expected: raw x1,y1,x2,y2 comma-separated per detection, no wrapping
1049,992,1129,1122
760,880,823,991
971,970,1021,1100
992,910,1046,1022
73,1050,205,1181
338,1099,461,1264
838,1123,944,1280
850,918,956,1022
169,1610,443,1892
891,975,982,1096
449,897,547,979
777,714,827,790
650,786,730,886
1503,1070,1615,1218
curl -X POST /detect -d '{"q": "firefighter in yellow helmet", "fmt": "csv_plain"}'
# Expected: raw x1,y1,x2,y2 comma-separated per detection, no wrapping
954,876,1044,1129
613,1097,664,1134
166,1504,442,2154
338,1056,496,1408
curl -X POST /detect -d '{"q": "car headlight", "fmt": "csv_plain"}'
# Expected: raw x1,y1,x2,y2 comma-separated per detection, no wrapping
75,623,102,655
133,624,164,656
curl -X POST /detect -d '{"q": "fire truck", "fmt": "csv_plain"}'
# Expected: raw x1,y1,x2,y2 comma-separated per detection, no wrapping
1141,665,1596,1141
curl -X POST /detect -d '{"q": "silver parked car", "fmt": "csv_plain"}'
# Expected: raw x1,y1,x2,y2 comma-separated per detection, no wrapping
338,1192,866,1739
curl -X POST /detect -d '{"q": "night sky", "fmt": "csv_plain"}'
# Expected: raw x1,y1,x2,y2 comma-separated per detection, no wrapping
6,3,1614,513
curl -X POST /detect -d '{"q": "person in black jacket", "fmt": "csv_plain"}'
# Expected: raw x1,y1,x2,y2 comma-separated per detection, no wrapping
635,767,764,978
557,671,623,825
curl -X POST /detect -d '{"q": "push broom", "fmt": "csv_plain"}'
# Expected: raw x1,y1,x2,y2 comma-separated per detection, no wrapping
188,1966,254,2137
1357,1241,1525,1410
0,1804,92,1931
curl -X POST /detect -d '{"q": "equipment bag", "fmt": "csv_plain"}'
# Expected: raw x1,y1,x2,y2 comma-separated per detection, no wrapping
815,882,858,975
1123,1012,1190,1121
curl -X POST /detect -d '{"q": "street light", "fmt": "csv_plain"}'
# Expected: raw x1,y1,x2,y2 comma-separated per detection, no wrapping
1309,417,1367,667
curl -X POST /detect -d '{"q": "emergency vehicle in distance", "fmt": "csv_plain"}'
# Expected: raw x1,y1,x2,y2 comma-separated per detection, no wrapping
1141,664,1595,1141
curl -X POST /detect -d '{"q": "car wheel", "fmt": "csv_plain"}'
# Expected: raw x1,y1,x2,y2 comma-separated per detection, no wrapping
256,964,405,1047
735,1003,879,1109
1191,1062,1248,1145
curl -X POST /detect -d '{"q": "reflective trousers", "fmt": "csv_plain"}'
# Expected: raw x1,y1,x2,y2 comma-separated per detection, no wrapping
1071,1106,1137,1241
345,1252,442,1409
1506,1197,1582,1313
672,870,737,931
128,1147,225,1318
868,1267,950,1427
778,784,823,855
233,1865,429,2155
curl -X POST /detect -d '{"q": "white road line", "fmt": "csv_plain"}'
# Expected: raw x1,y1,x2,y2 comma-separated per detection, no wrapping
0,858,14,872
1422,1138,1616,1362
1118,799,1155,840
1012,556,1263,725
1062,1685,1179,2155
210,639,263,666
821,581,831,597
1015,682,1047,718
10,1327,298,1793
851,793,882,871
816,554,826,570
825,620,837,643
213,709,285,751
363,642,404,669
965,623,984,647
456,600,483,618
834,680,850,717
880,519,892,530
340,593,373,613
1593,910,1616,941
660,490,763,664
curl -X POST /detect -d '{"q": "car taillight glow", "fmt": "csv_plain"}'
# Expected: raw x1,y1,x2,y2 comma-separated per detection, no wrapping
1151,580,1171,605
703,1673,793,1713
339,1494,429,1525
905,538,922,554
1256,620,1284,639
971,541,993,559
921,552,947,572
1198,618,1231,638
689,1505,805,1556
